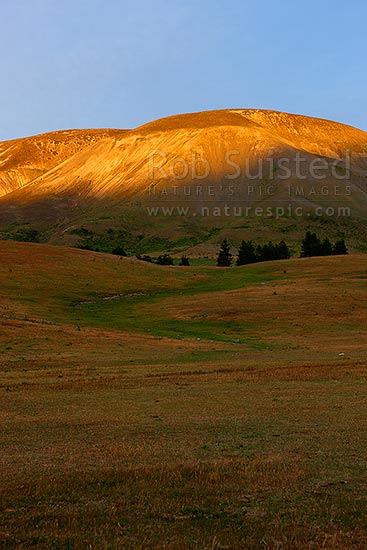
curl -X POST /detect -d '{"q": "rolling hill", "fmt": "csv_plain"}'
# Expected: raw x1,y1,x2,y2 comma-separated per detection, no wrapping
2,241,367,548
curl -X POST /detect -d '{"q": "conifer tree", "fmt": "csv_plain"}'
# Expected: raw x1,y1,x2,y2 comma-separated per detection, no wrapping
236,240,256,265
267,241,276,261
321,237,333,256
300,231,322,257
333,239,348,255
216,239,232,267
277,240,290,259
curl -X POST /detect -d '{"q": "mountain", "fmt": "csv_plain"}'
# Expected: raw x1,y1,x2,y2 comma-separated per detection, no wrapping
0,109,367,253
0,128,127,196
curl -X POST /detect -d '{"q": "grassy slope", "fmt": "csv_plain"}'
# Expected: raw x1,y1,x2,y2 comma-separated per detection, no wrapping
1,242,367,549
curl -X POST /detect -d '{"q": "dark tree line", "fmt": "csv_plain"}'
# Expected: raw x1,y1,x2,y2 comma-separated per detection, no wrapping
216,238,290,267
237,240,290,266
136,253,190,266
216,232,348,267
81,231,348,268
300,231,348,257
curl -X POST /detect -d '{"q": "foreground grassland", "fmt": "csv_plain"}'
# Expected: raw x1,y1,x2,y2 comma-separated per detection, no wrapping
1,242,367,549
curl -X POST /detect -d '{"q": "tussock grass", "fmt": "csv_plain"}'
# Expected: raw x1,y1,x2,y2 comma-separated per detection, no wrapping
1,243,367,548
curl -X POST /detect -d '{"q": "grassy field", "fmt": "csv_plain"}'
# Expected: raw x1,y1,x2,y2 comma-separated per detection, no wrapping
1,241,367,549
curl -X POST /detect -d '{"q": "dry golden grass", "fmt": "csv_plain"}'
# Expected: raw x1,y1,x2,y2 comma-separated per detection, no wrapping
1,243,367,548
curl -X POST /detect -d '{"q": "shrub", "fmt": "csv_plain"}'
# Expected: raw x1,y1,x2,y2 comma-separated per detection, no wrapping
111,246,127,256
179,256,190,266
156,254,174,266
136,254,154,263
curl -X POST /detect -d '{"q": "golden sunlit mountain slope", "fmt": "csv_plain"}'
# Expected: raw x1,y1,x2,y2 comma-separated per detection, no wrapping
0,128,127,196
0,109,367,252
1,109,367,202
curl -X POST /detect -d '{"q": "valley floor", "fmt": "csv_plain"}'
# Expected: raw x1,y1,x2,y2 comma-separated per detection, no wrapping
1,242,367,549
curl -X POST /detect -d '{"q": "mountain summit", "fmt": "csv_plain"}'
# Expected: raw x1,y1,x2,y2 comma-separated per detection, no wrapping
0,109,367,251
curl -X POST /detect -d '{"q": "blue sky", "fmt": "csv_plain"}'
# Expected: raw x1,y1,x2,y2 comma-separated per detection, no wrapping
1,0,366,140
